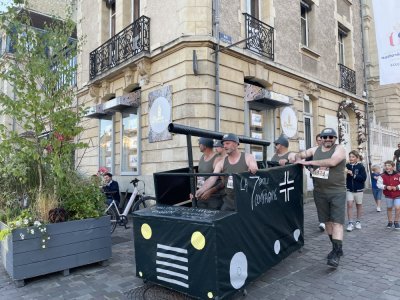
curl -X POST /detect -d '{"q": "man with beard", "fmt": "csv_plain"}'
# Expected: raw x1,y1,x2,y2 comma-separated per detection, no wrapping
196,133,258,211
196,137,224,209
294,128,346,268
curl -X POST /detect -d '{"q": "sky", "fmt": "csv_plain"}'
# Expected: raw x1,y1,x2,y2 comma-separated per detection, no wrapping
0,0,11,12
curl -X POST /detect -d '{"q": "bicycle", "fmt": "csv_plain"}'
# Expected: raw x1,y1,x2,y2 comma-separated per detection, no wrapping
105,178,156,233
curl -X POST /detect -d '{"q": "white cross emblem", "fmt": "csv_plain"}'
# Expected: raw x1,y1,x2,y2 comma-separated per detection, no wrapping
279,171,294,202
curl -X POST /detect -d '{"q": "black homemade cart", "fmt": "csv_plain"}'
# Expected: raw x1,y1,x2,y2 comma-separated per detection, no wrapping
133,123,304,299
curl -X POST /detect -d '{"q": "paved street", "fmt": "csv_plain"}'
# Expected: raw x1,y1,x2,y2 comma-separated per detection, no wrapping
1,191,400,299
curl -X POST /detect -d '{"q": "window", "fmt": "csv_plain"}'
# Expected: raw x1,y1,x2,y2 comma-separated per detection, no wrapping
132,0,140,21
300,2,310,46
338,26,348,65
303,95,312,149
110,1,116,37
249,108,264,161
247,0,260,19
121,110,139,174
99,116,114,172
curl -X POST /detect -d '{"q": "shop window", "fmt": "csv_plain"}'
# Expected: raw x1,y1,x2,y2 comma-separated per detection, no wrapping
121,110,139,174
303,95,313,149
99,115,114,173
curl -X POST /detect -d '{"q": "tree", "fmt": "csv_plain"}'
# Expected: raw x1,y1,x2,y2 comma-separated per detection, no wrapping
0,1,101,222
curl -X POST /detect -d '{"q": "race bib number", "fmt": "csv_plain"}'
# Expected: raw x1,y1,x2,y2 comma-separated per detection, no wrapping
227,176,234,189
197,176,205,188
311,167,330,179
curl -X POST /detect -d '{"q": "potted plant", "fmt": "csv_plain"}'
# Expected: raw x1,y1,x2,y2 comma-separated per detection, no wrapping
0,1,111,287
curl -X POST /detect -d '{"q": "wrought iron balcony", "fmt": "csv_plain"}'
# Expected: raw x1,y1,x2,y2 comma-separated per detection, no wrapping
339,63,356,94
243,13,274,60
89,16,150,80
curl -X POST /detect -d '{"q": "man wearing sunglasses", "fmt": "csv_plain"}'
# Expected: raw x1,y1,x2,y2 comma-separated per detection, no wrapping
294,128,346,268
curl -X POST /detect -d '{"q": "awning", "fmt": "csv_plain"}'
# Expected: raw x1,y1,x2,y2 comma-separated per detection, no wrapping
244,83,292,107
103,90,140,113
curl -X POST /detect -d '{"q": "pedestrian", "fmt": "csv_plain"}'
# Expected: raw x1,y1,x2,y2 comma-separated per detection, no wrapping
345,150,367,232
393,143,400,172
370,164,382,212
271,134,296,166
102,172,120,207
294,128,346,268
196,133,258,211
377,160,400,229
196,137,224,209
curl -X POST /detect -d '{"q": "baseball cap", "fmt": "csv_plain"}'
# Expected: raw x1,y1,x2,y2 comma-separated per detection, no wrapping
222,133,240,144
274,134,289,148
214,140,223,148
320,128,337,138
198,137,214,148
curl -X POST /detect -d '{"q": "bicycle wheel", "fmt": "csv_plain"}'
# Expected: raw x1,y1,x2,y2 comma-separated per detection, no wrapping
107,206,118,233
132,196,157,212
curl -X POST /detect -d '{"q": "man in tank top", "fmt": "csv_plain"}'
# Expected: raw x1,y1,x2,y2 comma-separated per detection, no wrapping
294,128,346,268
270,134,296,166
196,137,224,209
195,133,258,211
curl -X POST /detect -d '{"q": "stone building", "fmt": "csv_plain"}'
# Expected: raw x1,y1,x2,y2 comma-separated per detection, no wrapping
75,0,367,192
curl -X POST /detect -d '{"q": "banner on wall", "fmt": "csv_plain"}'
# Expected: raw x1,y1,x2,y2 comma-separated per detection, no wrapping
372,0,400,85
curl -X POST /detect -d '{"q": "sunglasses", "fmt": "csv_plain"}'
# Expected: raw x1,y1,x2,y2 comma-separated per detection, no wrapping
322,136,335,140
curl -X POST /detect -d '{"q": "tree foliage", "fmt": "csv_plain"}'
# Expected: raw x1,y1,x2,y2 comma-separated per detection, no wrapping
0,1,104,223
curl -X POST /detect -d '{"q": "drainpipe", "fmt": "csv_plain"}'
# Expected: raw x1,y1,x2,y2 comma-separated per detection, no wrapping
213,0,220,132
360,0,372,170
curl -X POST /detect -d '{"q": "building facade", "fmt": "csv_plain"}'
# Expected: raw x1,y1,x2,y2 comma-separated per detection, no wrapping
75,0,367,192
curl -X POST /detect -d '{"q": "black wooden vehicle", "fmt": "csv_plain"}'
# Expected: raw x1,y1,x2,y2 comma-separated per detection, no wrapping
133,123,304,299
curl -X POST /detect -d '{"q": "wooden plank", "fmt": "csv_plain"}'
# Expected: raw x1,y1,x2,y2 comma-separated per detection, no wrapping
13,248,111,280
12,227,110,254
10,216,110,242
14,237,111,266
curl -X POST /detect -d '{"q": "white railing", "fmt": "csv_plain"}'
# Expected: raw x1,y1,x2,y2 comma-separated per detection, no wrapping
369,114,400,166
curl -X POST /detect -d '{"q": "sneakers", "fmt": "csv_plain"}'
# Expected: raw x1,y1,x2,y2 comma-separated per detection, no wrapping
395,222,400,230
346,222,354,232
355,221,362,229
387,222,393,229
376,207,381,212
318,223,325,232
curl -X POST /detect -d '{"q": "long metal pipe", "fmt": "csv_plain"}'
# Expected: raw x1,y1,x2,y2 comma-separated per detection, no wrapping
213,0,220,131
168,123,271,147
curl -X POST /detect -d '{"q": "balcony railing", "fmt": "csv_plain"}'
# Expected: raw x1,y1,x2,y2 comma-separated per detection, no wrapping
243,13,274,60
339,63,356,94
89,15,150,80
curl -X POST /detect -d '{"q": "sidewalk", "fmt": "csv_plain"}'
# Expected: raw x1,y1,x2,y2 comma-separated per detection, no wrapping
1,193,400,299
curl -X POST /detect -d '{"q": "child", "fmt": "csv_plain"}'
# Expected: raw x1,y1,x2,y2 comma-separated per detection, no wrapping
371,164,382,212
377,161,400,229
346,150,367,232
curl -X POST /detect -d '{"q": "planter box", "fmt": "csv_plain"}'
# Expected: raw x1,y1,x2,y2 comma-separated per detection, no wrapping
0,216,111,287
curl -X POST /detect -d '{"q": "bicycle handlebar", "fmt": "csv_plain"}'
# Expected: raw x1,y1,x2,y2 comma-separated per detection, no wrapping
130,178,139,185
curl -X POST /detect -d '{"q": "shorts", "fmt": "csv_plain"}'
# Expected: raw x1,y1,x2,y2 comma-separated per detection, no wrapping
314,191,346,224
385,197,400,208
372,188,382,201
346,191,364,204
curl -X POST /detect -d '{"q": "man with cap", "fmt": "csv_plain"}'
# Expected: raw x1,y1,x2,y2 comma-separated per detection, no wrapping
196,137,224,209
294,128,346,268
271,134,296,166
196,133,258,211
214,140,226,158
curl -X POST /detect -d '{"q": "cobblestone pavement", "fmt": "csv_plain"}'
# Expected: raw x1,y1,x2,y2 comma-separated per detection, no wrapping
1,192,400,299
